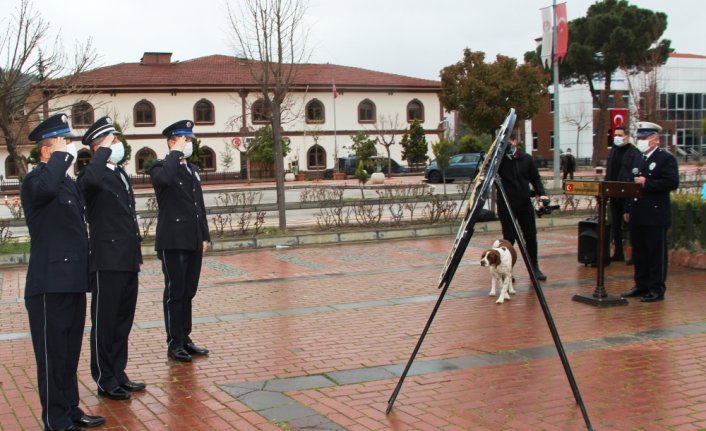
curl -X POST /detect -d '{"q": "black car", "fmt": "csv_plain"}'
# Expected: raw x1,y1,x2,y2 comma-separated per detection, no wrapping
338,155,408,175
424,153,483,183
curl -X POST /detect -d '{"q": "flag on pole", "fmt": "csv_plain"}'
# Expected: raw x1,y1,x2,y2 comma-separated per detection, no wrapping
609,108,629,138
333,83,339,99
555,2,568,62
540,6,553,67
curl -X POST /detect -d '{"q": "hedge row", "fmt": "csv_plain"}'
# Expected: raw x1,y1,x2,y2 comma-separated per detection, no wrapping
670,193,706,251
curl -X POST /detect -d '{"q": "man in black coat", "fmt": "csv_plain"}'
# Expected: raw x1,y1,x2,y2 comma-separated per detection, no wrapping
621,122,679,302
605,126,642,262
77,117,145,401
20,114,105,431
150,120,211,362
496,133,549,281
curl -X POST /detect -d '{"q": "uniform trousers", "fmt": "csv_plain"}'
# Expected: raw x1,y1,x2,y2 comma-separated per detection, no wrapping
630,224,668,296
26,293,86,431
609,198,627,257
90,271,139,391
497,198,539,269
160,249,203,350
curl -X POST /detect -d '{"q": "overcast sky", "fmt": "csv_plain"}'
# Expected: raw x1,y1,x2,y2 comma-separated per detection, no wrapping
8,0,704,81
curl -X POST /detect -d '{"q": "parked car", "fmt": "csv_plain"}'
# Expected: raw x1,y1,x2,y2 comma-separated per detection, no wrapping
337,155,409,176
424,152,484,183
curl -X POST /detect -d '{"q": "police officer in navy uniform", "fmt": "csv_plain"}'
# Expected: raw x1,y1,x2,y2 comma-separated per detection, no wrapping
621,122,679,302
77,117,145,401
21,114,105,430
150,120,211,362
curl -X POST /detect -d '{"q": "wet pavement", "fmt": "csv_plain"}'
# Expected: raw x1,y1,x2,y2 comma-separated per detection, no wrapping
1,224,706,430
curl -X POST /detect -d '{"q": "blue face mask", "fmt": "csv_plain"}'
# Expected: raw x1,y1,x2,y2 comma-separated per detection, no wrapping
109,141,125,164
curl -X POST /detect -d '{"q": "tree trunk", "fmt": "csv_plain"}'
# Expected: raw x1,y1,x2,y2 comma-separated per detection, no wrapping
271,104,287,230
591,72,612,166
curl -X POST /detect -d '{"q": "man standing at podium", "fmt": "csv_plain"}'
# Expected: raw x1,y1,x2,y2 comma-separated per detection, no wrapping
621,122,679,302
605,126,641,262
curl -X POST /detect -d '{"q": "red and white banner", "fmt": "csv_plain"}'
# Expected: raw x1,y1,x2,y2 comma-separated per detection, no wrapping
555,2,568,62
540,6,552,67
609,108,629,137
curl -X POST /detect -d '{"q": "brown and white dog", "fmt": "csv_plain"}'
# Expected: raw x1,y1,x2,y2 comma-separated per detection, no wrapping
479,239,518,304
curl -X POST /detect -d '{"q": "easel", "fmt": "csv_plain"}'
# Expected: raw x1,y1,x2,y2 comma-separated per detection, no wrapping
386,110,593,430
565,180,642,307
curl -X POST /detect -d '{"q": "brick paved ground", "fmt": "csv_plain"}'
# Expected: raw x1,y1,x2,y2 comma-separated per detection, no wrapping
1,225,706,430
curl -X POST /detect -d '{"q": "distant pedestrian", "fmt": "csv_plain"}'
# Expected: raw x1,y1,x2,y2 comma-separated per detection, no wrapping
150,120,211,363
561,148,576,180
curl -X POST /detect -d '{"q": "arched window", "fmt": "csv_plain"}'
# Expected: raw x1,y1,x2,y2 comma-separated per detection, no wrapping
252,99,271,123
194,99,215,124
357,99,376,123
71,102,94,128
135,147,157,174
4,156,19,178
134,100,156,126
199,146,216,171
305,99,325,123
407,99,424,122
307,144,326,170
74,149,92,175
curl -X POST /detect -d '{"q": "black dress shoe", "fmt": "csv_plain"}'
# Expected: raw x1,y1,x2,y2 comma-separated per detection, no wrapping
121,381,146,392
185,342,210,356
621,286,646,298
640,291,664,302
52,425,85,431
534,269,547,281
74,414,106,428
168,347,192,362
97,386,131,400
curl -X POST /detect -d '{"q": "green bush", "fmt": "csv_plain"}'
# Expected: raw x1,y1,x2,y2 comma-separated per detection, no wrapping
669,193,706,251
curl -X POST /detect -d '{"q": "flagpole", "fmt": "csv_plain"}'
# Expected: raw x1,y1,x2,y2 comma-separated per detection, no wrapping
333,81,338,171
552,0,561,190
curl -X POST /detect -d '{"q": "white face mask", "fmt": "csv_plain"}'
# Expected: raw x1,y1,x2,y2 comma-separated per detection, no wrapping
109,141,125,164
65,142,77,162
613,136,625,147
183,141,194,158
636,139,651,153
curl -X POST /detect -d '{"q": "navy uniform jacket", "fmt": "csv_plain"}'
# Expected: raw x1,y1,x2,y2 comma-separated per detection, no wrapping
629,148,679,227
20,151,89,298
149,151,210,251
77,147,142,273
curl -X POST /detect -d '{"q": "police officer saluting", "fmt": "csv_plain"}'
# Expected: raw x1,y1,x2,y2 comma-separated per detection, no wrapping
150,120,211,362
77,116,145,401
21,114,105,430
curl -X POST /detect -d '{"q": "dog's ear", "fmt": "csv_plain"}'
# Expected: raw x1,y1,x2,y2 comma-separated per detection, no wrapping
487,250,500,265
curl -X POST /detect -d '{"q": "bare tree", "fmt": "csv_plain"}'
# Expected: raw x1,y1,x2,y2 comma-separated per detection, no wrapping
227,0,310,229
562,104,591,156
372,114,401,177
623,50,665,126
0,0,97,179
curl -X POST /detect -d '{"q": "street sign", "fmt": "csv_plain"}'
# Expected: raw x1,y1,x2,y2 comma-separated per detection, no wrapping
231,137,241,149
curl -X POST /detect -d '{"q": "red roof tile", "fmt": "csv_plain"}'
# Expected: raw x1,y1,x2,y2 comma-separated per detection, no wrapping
669,53,706,59
60,55,440,91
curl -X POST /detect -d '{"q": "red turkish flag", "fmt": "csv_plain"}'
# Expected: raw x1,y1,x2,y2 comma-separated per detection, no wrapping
555,2,568,62
609,108,629,137
333,83,339,99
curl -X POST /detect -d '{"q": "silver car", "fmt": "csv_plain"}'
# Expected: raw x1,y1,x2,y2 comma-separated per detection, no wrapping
424,153,483,183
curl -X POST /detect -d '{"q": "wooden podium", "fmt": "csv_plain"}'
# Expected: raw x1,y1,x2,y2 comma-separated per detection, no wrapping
564,180,642,307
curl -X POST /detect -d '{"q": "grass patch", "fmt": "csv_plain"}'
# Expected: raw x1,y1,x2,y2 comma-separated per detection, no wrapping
0,241,30,254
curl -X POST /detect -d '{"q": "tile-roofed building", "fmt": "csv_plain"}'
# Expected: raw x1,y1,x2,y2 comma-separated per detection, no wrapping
9,52,444,180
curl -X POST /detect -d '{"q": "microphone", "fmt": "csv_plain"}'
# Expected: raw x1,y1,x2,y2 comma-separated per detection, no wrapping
632,167,640,177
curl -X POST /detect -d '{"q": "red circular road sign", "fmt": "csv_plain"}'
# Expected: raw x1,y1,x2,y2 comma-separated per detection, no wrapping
231,137,241,149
